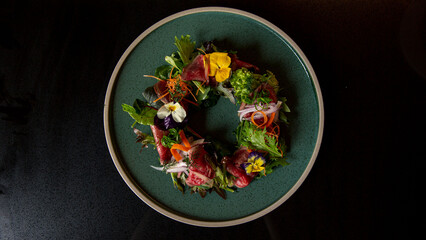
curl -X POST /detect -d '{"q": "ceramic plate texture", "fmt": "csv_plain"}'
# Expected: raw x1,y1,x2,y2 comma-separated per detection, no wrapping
104,7,324,227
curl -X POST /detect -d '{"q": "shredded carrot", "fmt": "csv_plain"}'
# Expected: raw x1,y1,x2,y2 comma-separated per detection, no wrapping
251,111,268,128
186,86,198,102
195,80,206,95
186,126,203,139
249,112,283,158
145,67,197,103
182,97,199,106
278,145,284,157
258,121,279,153
169,66,175,79
170,132,192,162
143,75,164,81
179,130,191,148
266,130,279,141
264,112,276,129
255,149,269,154
170,149,182,162
166,75,196,102
145,105,158,110
153,91,169,103
167,77,181,96
171,143,191,152
273,122,280,134
197,48,207,55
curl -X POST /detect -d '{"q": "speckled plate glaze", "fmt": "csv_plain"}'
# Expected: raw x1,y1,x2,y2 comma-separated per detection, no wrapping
104,7,324,227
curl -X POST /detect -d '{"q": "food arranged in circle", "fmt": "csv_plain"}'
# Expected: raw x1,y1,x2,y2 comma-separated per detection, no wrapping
122,35,291,199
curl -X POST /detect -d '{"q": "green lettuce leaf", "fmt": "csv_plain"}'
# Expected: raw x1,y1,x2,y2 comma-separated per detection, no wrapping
122,99,157,126
174,35,196,66
155,65,173,80
142,87,164,109
164,52,184,72
236,121,284,158
257,157,290,178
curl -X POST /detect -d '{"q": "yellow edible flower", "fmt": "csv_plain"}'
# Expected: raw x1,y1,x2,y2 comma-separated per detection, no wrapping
242,152,266,174
206,52,231,82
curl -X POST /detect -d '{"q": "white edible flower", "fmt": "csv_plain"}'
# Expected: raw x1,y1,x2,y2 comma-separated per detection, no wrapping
157,102,186,123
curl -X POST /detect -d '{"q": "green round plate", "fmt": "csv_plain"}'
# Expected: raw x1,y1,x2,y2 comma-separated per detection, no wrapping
104,7,324,227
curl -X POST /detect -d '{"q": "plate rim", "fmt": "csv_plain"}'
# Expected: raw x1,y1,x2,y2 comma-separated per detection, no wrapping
104,6,324,227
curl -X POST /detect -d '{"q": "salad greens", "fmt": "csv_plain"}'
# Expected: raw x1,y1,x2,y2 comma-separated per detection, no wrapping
142,87,164,109
165,53,183,72
122,35,292,198
160,128,181,148
174,35,196,66
122,99,157,127
171,172,185,193
235,121,283,158
230,68,282,105
278,96,291,125
254,70,279,93
235,120,289,179
229,68,258,104
134,128,156,149
154,64,175,80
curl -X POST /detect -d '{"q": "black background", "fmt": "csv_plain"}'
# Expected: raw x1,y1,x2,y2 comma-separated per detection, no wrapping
1,0,425,239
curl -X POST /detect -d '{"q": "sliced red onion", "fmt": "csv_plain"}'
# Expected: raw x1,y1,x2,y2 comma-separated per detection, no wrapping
238,103,257,110
238,105,264,121
237,102,269,112
238,103,271,121
237,107,256,115
151,165,164,171
238,103,273,115
166,167,188,173
174,161,188,168
161,161,189,173
241,101,282,121
190,139,205,147
152,161,188,173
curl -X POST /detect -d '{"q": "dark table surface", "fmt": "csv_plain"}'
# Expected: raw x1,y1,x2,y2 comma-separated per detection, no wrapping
1,0,425,239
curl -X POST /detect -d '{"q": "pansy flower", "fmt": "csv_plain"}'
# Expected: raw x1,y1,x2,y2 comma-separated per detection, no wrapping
241,151,266,174
157,102,186,122
206,52,231,82
154,102,187,130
